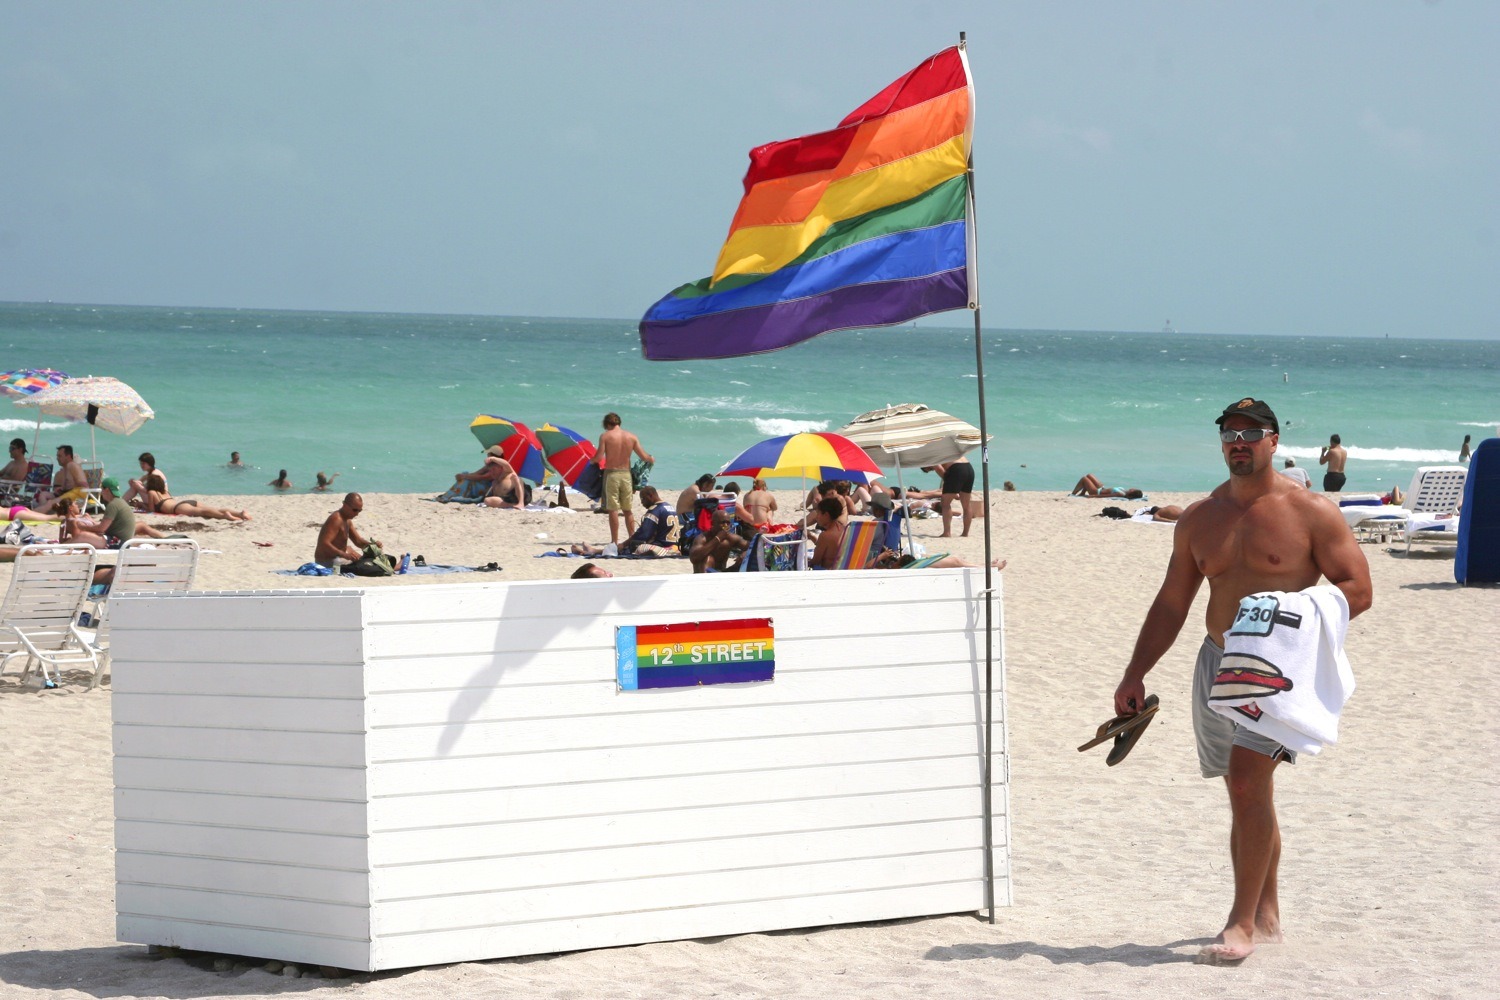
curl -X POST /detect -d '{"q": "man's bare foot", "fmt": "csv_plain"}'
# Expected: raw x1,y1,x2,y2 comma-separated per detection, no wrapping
992,559,1008,570
938,532,952,538
1253,916,1283,943
1196,925,1256,965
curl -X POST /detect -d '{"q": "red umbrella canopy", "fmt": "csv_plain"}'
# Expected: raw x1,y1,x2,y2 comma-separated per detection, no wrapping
719,431,883,484
535,423,597,488
468,414,547,484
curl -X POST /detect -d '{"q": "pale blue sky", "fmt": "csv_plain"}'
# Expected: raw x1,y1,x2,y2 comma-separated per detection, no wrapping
3,1,1496,338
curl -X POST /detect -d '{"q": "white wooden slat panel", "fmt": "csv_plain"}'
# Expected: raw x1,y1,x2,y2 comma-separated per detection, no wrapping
367,693,980,762
115,789,368,835
371,880,980,970
114,574,1009,970
369,787,979,865
114,726,367,767
366,659,981,728
370,818,985,901
112,694,367,732
116,853,369,904
365,726,986,796
372,851,979,935
117,916,374,972
109,590,365,631
112,663,365,698
364,629,984,692
117,885,368,939
359,571,989,626
368,756,983,830
115,820,367,869
114,758,367,801
363,601,975,662
113,629,364,666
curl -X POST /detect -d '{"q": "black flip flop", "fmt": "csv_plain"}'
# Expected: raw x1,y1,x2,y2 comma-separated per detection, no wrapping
1077,694,1160,766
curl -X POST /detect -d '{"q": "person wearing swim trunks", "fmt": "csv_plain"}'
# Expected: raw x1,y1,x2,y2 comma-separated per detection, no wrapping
0,439,28,485
1319,433,1348,492
1110,397,1371,966
39,444,88,514
594,412,654,546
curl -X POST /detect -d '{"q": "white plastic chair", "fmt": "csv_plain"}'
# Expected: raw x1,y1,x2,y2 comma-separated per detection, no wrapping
0,543,100,689
83,538,199,687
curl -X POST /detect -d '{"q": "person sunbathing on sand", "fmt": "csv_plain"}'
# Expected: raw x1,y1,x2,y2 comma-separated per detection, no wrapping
1071,473,1144,499
873,549,1007,571
143,474,250,521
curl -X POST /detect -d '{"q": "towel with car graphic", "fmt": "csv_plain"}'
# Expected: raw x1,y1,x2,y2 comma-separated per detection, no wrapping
1209,586,1355,756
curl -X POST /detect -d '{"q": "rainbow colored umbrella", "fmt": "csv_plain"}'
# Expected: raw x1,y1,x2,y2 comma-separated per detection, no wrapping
0,368,69,398
468,414,546,484
719,431,883,484
535,423,597,488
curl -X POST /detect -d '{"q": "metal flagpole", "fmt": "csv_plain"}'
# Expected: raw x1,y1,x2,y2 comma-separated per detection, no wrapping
958,30,998,924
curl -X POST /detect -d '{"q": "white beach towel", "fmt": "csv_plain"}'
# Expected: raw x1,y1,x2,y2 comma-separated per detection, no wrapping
1209,586,1354,756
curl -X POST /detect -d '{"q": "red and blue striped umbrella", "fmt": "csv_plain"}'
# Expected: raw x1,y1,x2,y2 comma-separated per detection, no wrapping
468,414,547,484
0,368,69,398
535,423,597,489
719,431,883,484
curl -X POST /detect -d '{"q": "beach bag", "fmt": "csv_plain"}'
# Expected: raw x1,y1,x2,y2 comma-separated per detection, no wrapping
347,543,396,577
1,519,43,546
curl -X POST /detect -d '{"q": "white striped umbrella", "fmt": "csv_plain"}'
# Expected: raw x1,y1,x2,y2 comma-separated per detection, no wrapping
838,403,989,555
837,402,986,469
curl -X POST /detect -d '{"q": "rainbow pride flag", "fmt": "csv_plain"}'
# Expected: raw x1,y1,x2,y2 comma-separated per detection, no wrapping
616,618,775,690
640,46,974,361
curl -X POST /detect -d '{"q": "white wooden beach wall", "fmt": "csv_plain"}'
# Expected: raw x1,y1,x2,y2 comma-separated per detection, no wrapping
111,569,1009,972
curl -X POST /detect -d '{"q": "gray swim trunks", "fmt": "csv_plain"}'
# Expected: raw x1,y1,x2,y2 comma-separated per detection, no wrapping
1192,636,1296,779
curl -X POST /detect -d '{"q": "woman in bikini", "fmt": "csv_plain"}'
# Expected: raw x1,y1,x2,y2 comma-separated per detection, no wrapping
143,474,251,521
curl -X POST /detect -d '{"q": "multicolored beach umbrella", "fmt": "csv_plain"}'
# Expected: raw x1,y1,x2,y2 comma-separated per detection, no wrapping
0,368,70,398
640,45,974,361
468,414,546,484
719,431,883,484
535,423,597,489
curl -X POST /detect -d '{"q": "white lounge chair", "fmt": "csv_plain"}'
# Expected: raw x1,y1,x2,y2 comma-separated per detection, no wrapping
1342,467,1467,542
83,538,199,687
79,460,106,514
0,543,101,689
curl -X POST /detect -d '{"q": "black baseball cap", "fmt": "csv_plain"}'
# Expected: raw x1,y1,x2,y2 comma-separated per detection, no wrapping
1215,398,1279,434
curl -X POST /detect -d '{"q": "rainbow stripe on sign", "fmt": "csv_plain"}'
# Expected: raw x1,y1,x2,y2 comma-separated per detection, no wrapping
616,618,775,690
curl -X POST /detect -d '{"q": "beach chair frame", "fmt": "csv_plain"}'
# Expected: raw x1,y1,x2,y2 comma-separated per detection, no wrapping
0,543,101,688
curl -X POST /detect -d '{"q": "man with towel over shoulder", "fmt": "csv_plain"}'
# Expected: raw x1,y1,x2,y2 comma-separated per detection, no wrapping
1109,397,1371,966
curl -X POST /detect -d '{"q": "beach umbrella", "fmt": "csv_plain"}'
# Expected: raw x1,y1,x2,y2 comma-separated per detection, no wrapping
468,414,546,484
719,431,883,484
838,403,987,555
0,368,70,399
535,423,597,488
14,375,154,459
837,402,986,469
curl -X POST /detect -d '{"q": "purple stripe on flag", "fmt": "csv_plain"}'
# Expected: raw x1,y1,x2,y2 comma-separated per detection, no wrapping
640,269,969,361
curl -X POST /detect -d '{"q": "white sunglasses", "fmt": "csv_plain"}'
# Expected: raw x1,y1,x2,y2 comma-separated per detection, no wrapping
1219,428,1273,443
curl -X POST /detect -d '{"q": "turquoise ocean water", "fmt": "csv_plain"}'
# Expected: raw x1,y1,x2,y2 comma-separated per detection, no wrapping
1,302,1495,499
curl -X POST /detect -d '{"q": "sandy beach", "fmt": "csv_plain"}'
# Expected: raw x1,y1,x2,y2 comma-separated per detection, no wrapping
0,487,1495,998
